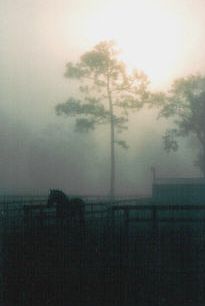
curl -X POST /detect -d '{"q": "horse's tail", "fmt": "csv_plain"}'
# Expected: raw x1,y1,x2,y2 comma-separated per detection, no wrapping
70,198,85,222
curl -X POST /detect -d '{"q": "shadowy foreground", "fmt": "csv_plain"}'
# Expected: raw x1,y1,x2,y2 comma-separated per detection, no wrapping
2,211,205,306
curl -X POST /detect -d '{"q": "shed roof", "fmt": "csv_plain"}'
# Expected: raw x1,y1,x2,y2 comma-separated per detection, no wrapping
154,177,205,185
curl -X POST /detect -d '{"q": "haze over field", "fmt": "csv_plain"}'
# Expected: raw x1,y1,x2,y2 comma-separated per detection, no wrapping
0,0,204,195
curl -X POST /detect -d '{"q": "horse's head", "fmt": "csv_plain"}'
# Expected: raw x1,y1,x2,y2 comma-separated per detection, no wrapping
47,189,68,207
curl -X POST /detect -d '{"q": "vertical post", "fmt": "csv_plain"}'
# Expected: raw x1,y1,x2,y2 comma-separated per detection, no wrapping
111,206,115,239
152,206,160,305
39,207,44,228
108,206,115,269
124,207,129,256
152,206,157,234
23,206,30,228
123,207,129,302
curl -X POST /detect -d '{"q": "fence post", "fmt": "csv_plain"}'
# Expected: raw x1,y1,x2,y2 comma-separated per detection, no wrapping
152,206,157,234
111,206,115,233
152,206,160,305
124,207,129,256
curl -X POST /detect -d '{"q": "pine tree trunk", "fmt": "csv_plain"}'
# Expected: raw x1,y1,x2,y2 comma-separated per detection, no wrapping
110,109,115,200
107,78,115,200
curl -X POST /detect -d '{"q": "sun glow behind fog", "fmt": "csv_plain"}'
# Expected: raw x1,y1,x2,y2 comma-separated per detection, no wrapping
84,0,200,89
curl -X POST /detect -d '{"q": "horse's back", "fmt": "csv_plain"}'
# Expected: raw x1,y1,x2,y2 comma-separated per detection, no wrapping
47,190,85,225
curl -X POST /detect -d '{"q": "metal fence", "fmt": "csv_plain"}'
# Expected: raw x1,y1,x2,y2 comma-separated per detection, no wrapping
1,195,205,306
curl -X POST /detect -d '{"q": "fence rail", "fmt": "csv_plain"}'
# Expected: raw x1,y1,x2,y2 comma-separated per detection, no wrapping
1,196,205,306
1,196,205,227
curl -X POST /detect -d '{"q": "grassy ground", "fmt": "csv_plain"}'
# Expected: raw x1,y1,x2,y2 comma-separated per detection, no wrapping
2,219,205,306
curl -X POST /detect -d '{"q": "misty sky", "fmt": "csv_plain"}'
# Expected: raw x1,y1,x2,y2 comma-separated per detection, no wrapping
0,0,204,195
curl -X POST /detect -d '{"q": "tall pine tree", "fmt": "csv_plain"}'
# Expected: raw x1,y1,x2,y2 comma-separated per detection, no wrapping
56,41,149,198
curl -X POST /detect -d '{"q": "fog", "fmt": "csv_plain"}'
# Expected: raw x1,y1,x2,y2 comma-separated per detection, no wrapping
0,0,204,195
0,106,199,195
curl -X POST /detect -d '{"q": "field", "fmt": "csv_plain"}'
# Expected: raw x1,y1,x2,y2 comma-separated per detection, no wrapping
1,196,205,306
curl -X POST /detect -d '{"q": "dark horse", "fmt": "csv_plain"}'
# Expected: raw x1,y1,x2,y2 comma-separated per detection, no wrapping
47,189,85,227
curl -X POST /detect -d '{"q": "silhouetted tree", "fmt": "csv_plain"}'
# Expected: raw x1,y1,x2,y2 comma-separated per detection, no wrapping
55,41,149,198
155,74,205,175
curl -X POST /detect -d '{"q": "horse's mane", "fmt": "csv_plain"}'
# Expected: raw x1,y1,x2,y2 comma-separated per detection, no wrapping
47,189,69,207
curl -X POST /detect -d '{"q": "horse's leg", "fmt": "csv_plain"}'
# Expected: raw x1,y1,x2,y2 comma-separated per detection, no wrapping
80,208,85,228
78,207,86,244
